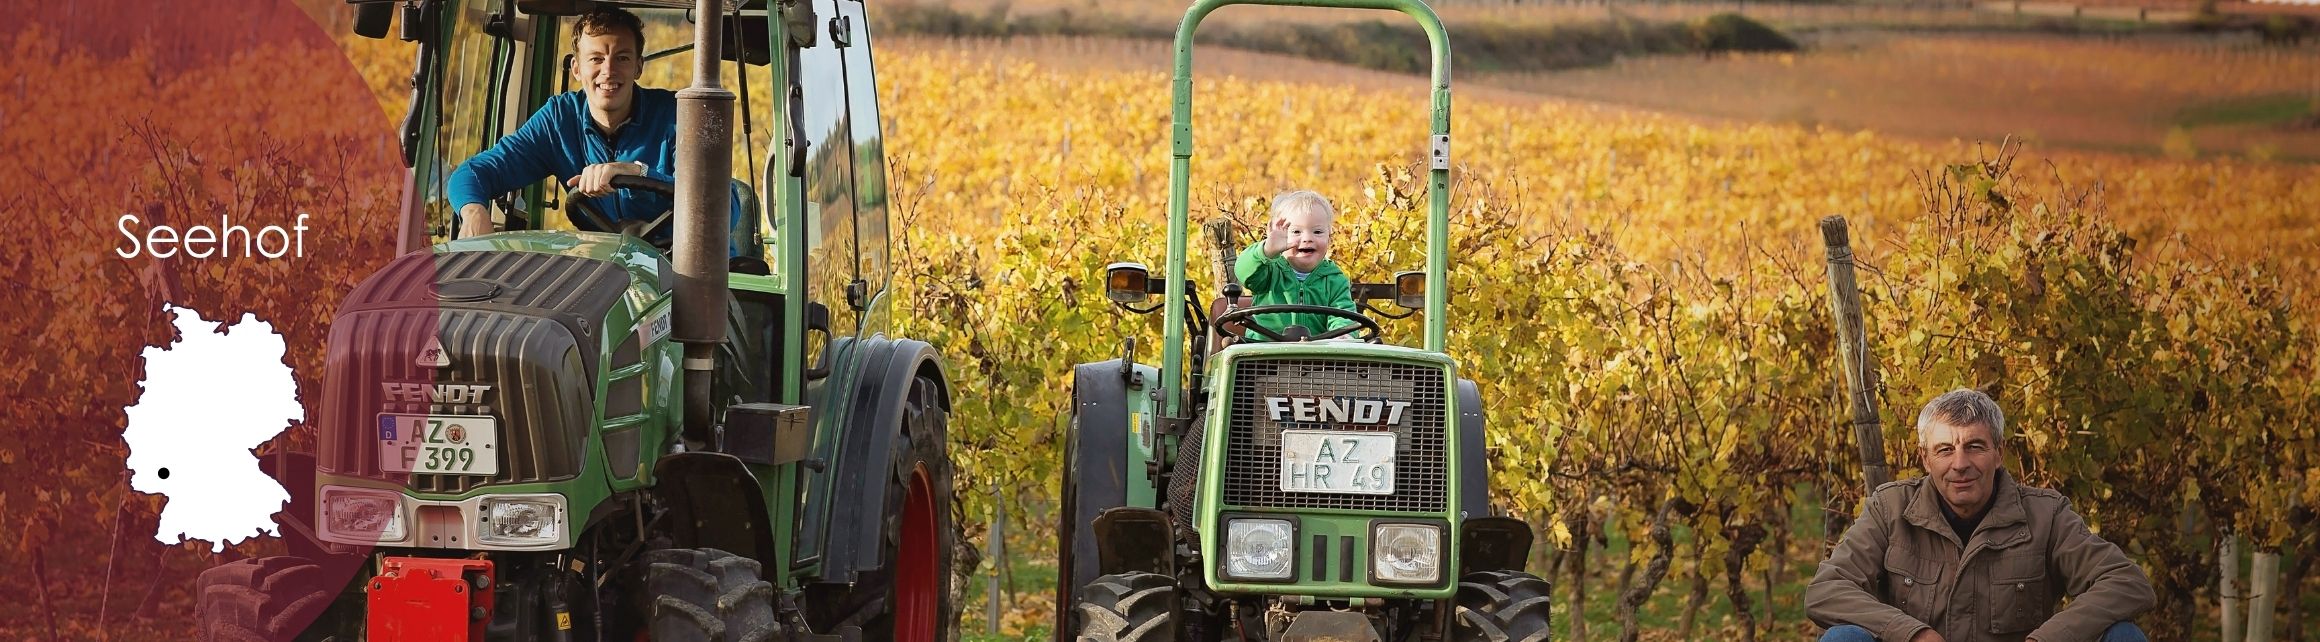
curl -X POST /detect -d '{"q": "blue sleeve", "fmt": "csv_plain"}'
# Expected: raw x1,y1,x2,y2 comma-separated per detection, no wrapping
446,104,565,210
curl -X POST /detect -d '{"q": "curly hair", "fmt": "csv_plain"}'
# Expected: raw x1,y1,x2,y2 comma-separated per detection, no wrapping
571,7,645,52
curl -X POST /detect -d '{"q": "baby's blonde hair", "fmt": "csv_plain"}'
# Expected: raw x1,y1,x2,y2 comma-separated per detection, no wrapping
1270,190,1336,224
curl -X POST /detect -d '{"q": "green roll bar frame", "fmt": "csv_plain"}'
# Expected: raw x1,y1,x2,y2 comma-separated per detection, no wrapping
1159,0,1453,417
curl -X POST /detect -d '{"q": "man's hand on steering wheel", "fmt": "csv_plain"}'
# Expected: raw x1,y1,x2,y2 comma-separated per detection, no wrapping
563,173,676,244
567,161,648,198
1214,304,1383,343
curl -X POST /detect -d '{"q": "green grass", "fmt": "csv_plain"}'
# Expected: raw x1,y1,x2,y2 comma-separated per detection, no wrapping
962,628,1052,642
2174,94,2318,129
957,540,1059,640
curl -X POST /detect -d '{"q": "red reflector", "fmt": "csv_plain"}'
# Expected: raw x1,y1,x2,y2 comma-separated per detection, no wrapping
367,557,495,642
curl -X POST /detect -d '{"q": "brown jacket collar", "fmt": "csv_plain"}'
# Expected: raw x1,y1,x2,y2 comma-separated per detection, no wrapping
1902,468,2031,556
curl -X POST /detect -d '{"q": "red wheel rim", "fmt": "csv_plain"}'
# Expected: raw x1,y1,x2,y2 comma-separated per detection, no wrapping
897,463,939,642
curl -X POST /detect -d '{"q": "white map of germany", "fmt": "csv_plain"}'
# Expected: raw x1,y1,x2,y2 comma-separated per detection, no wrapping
122,304,302,552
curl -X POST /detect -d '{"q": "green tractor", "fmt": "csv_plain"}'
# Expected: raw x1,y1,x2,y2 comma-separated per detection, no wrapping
1054,1,1552,641
194,0,959,641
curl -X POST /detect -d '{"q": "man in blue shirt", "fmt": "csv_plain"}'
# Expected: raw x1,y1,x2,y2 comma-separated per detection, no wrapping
449,7,680,240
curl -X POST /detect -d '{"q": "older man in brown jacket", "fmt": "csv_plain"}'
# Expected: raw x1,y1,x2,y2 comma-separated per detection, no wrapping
1807,389,2154,642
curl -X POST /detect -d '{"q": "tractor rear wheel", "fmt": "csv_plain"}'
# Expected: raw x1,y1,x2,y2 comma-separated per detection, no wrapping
1071,572,1180,642
805,375,956,642
643,548,783,642
1451,570,1554,642
196,556,339,642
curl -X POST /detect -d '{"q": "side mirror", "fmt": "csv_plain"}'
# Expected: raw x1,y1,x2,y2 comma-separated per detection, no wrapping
1394,271,1425,309
1105,262,1155,303
352,1,395,39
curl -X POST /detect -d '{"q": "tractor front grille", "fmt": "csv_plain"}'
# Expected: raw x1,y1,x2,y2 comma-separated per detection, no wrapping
1222,358,1449,513
318,308,592,494
317,250,627,495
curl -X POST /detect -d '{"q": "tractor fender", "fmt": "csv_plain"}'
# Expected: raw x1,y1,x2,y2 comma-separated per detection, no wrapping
1457,378,1490,520
1056,359,1136,637
818,336,948,583
649,451,777,562
1459,515,1535,574
1092,507,1175,579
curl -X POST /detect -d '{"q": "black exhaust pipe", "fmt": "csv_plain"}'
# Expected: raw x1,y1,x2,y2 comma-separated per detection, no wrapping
673,0,737,446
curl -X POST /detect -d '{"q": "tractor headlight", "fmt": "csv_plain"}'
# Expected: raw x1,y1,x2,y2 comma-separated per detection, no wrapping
1372,523,1443,584
1224,518,1295,580
479,496,565,545
319,486,405,542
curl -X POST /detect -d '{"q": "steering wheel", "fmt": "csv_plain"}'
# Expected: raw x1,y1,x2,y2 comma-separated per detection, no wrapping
1213,304,1383,343
563,174,676,244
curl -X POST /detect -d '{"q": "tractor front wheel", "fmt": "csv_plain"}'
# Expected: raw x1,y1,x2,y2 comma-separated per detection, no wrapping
1451,570,1555,642
643,548,784,642
195,556,341,642
1071,572,1181,642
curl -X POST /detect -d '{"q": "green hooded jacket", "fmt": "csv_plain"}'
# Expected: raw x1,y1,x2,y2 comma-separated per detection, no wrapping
1234,242,1358,338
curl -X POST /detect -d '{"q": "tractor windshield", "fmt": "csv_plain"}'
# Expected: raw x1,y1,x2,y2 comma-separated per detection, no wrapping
403,0,778,256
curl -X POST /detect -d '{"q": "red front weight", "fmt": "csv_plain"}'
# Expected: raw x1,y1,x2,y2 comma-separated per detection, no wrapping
366,557,496,642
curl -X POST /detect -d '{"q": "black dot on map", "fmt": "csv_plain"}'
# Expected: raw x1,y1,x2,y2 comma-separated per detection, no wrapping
159,468,170,479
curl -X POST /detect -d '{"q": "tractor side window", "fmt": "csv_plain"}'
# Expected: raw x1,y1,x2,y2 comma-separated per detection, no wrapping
795,0,861,340
425,1,529,232
835,0,890,319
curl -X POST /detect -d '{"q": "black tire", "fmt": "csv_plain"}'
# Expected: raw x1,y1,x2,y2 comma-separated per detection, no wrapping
1451,570,1554,642
1072,572,1180,642
196,556,337,642
644,548,783,642
807,375,957,641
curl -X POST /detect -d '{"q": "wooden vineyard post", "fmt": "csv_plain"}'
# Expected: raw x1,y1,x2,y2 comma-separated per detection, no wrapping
1203,218,1239,354
1206,218,1240,290
1821,216,1894,492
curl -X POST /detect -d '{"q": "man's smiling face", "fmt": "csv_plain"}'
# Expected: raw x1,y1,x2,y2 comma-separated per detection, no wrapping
572,28,641,122
1920,418,2002,519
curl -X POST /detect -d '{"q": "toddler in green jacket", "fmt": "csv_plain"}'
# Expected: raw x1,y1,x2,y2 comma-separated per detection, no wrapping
1233,190,1360,338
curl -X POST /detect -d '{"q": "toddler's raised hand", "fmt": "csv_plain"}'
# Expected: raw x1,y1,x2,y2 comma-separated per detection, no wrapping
1263,216,1293,258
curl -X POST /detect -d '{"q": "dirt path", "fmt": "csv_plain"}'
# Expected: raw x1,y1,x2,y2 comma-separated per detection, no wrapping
881,35,1683,119
887,32,2320,162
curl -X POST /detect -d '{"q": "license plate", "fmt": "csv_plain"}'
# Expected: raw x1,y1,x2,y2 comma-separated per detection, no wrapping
377,414,499,476
1279,430,1394,495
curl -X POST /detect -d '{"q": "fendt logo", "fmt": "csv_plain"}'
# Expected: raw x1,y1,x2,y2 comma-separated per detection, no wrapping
380,382,492,405
1264,396,1413,426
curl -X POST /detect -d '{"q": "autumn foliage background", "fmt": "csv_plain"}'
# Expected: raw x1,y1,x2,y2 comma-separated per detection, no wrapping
0,0,401,638
0,0,2316,640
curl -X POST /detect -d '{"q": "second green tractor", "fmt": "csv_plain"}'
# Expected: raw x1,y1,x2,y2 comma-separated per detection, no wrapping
1055,1,1555,641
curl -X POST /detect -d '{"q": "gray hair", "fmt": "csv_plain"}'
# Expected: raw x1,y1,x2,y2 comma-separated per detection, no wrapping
1270,190,1336,224
1916,388,2005,447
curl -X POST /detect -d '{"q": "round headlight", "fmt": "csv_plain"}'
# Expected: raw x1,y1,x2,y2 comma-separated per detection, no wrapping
1225,519,1295,580
1373,524,1442,583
